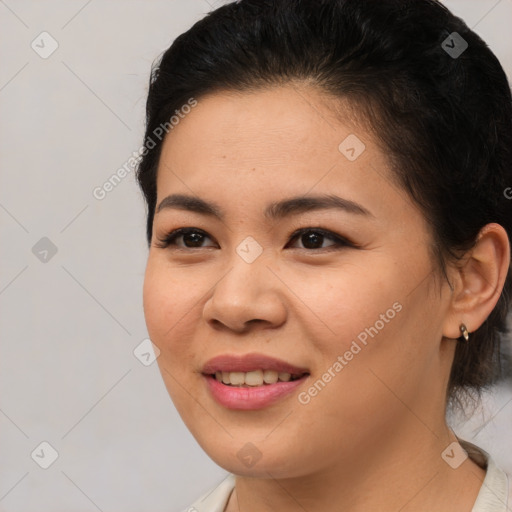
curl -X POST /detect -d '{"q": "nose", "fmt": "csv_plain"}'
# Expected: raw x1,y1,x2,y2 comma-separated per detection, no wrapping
202,251,287,333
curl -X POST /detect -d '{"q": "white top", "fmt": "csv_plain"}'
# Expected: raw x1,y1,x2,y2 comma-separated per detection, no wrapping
181,438,511,512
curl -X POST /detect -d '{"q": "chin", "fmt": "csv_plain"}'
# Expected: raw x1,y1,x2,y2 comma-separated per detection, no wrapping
196,436,311,479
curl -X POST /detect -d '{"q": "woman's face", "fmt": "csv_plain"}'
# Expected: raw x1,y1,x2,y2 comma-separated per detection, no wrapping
143,85,455,478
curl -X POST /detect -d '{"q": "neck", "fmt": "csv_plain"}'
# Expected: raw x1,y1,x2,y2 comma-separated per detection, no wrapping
225,419,486,512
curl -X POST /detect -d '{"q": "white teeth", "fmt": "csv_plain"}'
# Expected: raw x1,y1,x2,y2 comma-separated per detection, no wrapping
263,369,279,384
229,372,245,386
245,370,264,386
214,370,297,386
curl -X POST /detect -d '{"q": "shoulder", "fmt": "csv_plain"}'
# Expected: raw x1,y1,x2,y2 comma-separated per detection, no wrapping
458,438,510,512
180,474,236,512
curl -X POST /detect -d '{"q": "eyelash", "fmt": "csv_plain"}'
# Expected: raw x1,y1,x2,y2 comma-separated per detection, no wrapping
154,227,355,252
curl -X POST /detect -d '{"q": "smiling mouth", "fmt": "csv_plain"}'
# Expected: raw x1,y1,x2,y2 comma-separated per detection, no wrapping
206,369,309,387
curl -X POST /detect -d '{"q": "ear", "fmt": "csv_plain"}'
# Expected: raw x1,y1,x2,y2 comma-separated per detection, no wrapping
442,223,510,340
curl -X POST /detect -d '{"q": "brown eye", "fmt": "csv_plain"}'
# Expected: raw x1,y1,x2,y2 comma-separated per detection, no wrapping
154,226,354,251
287,228,353,250
154,228,216,249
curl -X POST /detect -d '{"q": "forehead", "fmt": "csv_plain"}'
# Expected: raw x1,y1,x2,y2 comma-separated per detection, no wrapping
156,87,432,246
157,85,376,184
153,85,421,232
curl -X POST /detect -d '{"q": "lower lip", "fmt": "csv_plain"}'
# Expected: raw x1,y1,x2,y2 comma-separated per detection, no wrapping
203,374,309,410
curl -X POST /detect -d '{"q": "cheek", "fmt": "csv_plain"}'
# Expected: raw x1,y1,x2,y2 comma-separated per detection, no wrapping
308,280,436,439
284,261,401,351
292,261,418,400
142,258,200,410
143,262,171,341
142,257,199,355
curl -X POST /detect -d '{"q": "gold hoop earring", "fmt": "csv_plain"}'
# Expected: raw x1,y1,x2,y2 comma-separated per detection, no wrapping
460,323,469,342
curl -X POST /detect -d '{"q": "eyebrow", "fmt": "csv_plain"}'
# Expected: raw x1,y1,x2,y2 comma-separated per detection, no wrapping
156,193,374,221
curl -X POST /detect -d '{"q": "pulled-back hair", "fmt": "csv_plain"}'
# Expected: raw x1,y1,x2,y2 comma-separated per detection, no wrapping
136,0,512,415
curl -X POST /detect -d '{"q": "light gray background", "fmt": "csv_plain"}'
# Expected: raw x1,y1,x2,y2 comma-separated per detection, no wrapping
0,1,511,511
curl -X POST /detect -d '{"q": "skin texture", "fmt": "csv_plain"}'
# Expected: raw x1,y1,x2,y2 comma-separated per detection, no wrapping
142,84,510,512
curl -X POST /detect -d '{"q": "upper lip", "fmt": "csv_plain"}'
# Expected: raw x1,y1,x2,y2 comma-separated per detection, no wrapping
202,353,310,375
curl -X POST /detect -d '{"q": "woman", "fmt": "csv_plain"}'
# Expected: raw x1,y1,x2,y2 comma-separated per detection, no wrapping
136,0,512,510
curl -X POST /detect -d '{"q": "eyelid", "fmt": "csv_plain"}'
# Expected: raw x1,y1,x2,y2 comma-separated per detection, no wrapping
287,227,354,248
153,227,214,250
154,226,356,250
